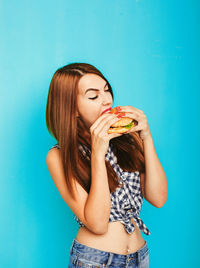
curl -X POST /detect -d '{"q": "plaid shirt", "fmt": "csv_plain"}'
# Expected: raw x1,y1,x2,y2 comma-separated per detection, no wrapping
50,143,151,235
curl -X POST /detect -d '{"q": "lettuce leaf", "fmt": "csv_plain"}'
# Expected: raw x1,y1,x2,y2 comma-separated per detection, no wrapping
124,122,134,129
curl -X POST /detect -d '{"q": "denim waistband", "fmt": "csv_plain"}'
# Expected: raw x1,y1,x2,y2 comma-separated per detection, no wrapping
70,237,148,266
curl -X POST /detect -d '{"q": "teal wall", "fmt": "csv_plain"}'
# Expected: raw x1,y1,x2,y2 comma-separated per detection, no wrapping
0,0,199,267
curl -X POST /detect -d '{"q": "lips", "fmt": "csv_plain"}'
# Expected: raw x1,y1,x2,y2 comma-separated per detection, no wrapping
100,107,112,116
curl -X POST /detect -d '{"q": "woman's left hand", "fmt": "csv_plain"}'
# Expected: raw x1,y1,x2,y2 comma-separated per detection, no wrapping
115,105,152,141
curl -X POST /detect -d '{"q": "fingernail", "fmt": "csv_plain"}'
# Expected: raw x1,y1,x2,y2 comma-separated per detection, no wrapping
109,111,120,114
116,106,122,111
117,114,123,118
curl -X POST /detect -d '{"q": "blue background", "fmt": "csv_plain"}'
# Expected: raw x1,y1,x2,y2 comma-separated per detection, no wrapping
0,0,199,267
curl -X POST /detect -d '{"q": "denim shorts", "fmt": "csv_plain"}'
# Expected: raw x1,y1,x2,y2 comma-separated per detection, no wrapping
68,238,149,268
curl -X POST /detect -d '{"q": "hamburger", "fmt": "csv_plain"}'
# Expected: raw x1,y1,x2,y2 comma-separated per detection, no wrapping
107,107,138,134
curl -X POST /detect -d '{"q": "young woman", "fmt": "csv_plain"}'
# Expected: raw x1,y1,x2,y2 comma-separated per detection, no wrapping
46,62,167,268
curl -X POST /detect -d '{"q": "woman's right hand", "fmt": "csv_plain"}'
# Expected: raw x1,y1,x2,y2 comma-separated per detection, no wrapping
89,111,123,157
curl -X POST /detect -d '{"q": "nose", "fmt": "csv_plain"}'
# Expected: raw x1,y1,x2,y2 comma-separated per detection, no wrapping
101,92,112,106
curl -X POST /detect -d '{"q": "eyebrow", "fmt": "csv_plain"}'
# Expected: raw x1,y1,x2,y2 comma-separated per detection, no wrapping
84,82,108,95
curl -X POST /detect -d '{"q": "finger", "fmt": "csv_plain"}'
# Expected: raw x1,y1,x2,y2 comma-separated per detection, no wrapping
116,111,140,121
97,115,120,135
90,113,117,133
108,132,123,140
117,107,141,118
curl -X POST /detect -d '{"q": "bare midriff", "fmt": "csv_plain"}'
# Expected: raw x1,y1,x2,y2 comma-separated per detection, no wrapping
75,218,146,255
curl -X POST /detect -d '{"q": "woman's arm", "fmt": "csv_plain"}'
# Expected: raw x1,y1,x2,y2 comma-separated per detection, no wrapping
142,134,168,207
116,105,168,208
84,151,111,234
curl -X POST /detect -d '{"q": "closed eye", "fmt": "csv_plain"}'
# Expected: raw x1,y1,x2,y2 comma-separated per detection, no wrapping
88,89,111,100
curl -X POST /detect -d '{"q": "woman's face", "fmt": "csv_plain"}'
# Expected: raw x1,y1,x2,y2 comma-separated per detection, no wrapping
77,74,113,129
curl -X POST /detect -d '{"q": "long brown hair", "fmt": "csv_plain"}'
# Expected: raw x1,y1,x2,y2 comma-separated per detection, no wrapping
46,62,145,201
